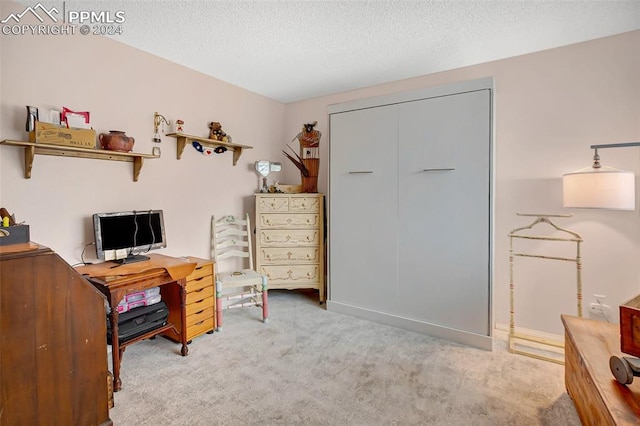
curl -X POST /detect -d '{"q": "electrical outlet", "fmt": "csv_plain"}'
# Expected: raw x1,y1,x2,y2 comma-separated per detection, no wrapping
589,301,611,318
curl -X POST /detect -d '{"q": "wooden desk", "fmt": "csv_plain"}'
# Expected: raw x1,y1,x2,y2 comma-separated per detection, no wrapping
1,243,112,425
76,254,196,392
562,314,640,425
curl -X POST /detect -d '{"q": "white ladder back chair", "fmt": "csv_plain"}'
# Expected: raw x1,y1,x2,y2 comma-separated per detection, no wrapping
211,214,268,331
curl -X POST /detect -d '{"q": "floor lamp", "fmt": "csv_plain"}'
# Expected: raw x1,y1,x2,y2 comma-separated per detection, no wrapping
563,142,639,210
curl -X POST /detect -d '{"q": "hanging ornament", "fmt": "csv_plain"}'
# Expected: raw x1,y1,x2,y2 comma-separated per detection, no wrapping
192,141,214,156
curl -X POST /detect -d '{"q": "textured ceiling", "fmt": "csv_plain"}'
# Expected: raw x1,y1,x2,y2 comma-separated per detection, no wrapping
34,1,640,103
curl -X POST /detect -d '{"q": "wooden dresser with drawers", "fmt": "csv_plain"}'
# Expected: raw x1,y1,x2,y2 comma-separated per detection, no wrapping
255,193,325,302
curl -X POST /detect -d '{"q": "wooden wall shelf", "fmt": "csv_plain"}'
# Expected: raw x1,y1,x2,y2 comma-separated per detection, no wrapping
0,139,159,182
166,133,252,166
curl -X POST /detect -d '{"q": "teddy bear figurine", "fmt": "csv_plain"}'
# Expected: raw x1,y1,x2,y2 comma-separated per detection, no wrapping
208,121,231,143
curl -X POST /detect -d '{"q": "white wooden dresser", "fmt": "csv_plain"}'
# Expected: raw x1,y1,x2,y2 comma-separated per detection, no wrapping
254,193,325,302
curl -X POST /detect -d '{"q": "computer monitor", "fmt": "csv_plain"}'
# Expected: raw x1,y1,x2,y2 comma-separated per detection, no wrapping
93,210,166,264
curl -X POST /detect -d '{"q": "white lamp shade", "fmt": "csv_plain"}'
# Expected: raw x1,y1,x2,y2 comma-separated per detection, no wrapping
563,166,635,210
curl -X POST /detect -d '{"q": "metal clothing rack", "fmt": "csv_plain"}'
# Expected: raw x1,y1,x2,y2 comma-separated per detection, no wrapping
508,213,583,365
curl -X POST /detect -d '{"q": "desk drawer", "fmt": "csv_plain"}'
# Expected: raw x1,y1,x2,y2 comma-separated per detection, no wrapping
187,305,215,327
186,285,214,305
186,274,213,293
187,316,215,338
188,262,213,281
186,295,214,316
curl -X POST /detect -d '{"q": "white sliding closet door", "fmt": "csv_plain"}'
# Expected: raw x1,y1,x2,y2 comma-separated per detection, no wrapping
328,105,398,308
328,77,493,349
398,90,491,335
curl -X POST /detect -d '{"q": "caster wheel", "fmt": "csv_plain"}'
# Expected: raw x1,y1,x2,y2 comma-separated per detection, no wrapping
186,340,192,345
610,356,634,385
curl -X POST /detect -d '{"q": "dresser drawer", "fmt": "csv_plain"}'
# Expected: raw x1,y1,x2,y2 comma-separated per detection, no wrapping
258,229,321,246
186,295,215,316
289,196,321,213
257,196,289,212
256,195,321,213
186,273,213,293
259,213,320,229
186,285,214,305
260,265,321,285
258,247,321,264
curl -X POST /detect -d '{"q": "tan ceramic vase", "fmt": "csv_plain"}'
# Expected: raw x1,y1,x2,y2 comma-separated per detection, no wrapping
99,130,135,152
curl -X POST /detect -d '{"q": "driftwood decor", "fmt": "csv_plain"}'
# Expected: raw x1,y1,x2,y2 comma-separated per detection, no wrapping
508,213,583,365
284,121,320,193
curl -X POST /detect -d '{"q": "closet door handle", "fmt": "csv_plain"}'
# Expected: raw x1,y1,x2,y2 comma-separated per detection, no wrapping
421,168,455,172
348,171,373,174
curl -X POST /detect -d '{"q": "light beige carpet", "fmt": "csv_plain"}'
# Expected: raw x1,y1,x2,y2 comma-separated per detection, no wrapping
109,289,580,425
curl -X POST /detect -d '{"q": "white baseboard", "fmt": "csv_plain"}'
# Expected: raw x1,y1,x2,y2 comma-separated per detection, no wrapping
327,300,493,351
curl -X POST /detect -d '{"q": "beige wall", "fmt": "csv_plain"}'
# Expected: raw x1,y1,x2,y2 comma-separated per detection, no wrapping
1,0,638,335
0,2,286,264
284,30,640,334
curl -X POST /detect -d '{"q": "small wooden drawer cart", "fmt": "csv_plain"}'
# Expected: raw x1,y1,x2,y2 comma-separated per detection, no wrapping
255,193,325,302
163,257,216,343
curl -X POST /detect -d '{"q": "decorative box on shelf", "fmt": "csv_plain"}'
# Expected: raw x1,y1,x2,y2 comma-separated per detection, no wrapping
0,224,30,246
29,121,96,148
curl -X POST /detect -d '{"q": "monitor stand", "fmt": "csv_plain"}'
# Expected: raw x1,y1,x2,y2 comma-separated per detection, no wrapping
114,254,150,265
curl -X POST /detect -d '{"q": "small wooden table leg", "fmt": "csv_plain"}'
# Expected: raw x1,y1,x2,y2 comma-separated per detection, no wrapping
179,278,188,356
108,305,122,391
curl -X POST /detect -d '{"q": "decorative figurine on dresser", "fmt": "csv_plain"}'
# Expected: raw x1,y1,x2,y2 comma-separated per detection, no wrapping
255,193,325,303
283,121,321,193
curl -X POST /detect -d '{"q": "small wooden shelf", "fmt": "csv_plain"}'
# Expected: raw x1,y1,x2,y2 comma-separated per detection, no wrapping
0,139,159,182
166,133,252,166
117,322,177,349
